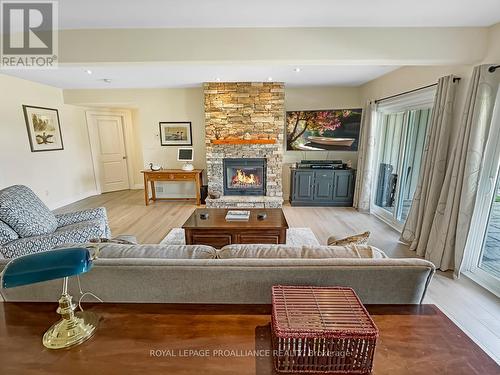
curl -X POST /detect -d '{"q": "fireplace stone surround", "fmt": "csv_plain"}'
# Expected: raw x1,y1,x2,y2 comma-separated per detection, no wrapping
204,82,284,208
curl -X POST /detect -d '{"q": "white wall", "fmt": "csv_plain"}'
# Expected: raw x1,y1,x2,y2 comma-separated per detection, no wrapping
283,86,362,199
64,88,205,198
484,22,500,63
0,74,96,209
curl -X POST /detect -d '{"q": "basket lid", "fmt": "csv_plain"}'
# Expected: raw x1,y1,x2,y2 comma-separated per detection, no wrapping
272,286,378,338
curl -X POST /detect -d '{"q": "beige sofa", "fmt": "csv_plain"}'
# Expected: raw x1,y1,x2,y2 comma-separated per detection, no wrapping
0,242,435,304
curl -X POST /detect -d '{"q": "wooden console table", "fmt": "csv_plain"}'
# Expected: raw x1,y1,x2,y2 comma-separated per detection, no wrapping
141,169,203,206
0,303,497,374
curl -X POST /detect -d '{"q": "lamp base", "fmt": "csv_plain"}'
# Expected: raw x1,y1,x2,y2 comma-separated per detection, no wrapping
42,290,99,350
43,310,98,349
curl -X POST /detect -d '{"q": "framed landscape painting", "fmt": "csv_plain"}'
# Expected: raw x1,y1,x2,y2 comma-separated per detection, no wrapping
23,105,64,152
286,109,362,151
159,122,193,146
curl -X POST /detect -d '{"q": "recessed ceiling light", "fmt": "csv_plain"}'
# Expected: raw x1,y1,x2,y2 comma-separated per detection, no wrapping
267,77,273,81
102,78,112,84
86,69,92,75
294,67,301,72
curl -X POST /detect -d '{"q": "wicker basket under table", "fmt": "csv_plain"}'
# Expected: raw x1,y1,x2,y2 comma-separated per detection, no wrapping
271,286,379,374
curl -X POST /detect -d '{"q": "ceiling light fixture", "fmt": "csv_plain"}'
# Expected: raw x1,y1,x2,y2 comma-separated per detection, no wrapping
102,78,112,84
294,67,301,72
216,77,221,82
85,69,92,75
267,77,273,81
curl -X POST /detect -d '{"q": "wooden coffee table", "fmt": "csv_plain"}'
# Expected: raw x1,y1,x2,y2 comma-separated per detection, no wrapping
182,208,288,248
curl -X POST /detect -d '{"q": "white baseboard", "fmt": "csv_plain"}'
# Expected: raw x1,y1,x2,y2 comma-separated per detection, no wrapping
132,184,143,190
49,190,99,210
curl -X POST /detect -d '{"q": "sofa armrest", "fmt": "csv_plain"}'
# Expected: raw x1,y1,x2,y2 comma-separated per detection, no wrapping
56,207,111,238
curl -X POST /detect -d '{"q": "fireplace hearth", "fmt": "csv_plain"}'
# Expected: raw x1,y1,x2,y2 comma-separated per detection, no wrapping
223,158,266,196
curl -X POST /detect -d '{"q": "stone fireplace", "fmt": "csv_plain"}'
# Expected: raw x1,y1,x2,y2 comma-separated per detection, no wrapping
223,158,266,196
204,82,284,208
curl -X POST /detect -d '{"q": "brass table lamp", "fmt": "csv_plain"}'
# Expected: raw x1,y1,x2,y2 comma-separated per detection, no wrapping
1,247,99,349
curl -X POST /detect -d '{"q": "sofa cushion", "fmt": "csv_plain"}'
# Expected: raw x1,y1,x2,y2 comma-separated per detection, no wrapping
302,244,387,259
0,185,57,237
218,244,388,259
0,220,18,245
218,244,303,259
96,243,217,259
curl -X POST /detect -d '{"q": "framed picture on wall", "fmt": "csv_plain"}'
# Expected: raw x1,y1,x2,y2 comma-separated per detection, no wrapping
22,105,64,152
159,121,193,146
286,109,362,151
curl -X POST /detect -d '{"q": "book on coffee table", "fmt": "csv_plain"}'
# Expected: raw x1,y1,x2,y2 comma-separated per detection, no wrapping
225,210,250,221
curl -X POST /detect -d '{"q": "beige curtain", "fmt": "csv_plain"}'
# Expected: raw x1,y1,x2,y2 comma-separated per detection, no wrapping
401,75,458,252
353,101,376,211
411,66,499,277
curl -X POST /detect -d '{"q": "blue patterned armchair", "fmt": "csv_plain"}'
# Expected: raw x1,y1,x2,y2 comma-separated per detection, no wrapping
0,185,111,259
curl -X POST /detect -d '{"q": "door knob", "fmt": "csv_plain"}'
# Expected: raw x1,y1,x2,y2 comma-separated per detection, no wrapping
122,156,127,159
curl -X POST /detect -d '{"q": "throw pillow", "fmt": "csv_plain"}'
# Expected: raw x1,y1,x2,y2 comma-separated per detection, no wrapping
327,231,370,246
0,185,58,238
0,220,19,245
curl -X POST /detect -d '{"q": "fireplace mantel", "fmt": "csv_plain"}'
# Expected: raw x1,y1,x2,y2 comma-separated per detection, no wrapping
211,139,276,145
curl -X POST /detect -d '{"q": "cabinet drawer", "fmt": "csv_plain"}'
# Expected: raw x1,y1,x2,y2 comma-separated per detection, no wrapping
190,234,232,248
150,173,194,181
237,234,280,244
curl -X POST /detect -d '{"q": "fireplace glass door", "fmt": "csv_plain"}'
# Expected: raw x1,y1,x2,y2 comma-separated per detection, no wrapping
223,158,266,196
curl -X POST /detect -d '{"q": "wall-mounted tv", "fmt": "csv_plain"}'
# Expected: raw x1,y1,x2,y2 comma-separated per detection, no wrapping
286,109,362,151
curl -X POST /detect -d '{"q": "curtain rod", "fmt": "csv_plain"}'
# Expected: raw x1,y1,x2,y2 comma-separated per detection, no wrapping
489,65,500,73
374,77,461,104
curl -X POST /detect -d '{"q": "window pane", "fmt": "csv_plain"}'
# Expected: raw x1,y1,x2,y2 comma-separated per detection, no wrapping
374,112,404,214
480,179,500,280
397,108,431,222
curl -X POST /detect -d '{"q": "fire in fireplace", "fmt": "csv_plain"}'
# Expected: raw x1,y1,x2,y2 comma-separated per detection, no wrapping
223,158,266,196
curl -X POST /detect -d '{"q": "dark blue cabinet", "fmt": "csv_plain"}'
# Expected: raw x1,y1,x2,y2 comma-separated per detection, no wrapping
293,171,314,200
290,169,355,206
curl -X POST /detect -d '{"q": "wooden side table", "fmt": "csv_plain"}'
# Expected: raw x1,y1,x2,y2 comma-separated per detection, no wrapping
141,169,203,206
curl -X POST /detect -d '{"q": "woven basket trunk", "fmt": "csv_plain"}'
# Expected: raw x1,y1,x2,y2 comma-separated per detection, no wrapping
271,286,378,374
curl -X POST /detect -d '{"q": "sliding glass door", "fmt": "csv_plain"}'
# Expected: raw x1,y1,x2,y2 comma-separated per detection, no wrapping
463,90,500,296
372,105,432,230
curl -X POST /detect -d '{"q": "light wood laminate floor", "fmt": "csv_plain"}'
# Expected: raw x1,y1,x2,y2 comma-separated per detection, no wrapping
57,189,500,364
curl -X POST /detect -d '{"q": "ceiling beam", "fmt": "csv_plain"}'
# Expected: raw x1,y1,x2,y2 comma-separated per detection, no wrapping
59,27,488,65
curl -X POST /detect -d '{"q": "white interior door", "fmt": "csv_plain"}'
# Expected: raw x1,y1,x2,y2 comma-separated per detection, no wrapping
88,114,130,193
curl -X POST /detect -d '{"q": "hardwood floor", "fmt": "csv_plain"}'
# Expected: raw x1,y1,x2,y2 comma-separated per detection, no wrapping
57,189,500,364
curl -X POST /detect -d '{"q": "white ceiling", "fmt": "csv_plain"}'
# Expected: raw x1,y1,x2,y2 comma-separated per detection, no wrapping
3,64,400,89
58,0,500,29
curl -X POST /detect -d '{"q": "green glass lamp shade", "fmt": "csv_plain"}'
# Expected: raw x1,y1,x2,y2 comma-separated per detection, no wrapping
1,248,92,288
1,247,98,350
